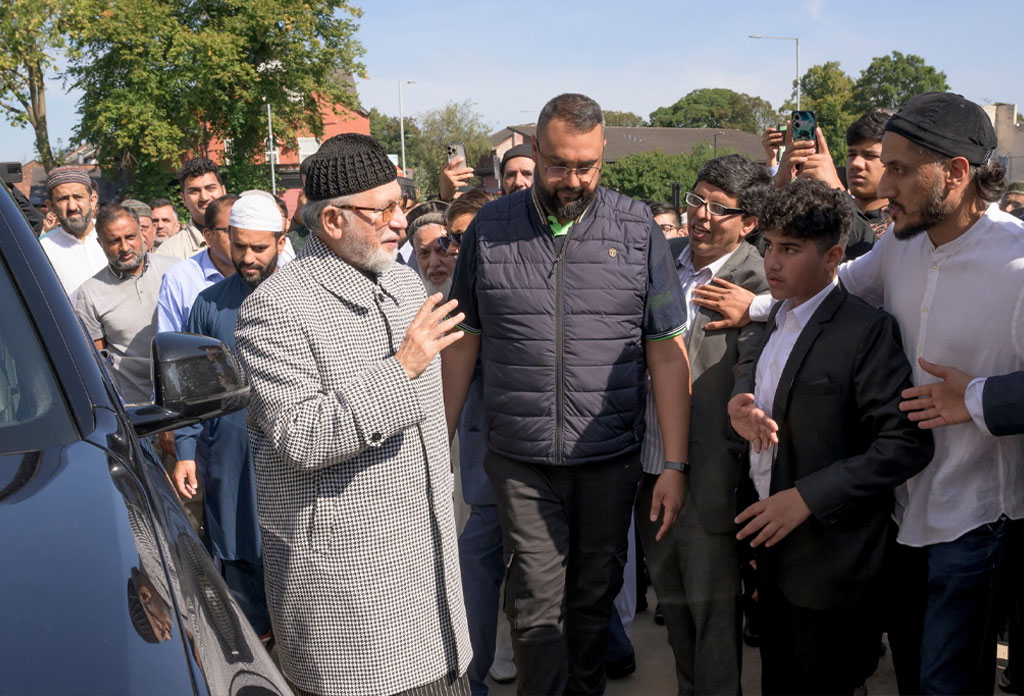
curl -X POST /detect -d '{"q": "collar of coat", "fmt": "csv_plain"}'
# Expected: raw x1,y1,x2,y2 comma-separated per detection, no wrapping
300,232,405,309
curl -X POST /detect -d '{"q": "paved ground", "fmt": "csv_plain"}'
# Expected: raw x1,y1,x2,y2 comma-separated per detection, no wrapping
486,587,1011,695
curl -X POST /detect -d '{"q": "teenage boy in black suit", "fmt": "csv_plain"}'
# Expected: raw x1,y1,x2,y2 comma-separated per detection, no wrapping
728,179,934,695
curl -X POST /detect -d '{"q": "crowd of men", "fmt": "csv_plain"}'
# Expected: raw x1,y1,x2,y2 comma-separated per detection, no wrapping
19,88,1024,696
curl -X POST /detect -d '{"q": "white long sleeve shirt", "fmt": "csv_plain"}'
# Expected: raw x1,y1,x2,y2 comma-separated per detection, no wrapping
749,278,839,500
751,207,1024,547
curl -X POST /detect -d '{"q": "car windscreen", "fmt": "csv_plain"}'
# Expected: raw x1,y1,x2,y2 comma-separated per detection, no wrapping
0,259,77,453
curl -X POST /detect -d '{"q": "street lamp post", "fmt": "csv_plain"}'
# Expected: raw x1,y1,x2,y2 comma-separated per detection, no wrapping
749,34,800,110
266,103,277,195
398,80,415,173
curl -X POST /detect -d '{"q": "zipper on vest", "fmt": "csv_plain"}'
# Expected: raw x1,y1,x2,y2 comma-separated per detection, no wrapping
554,229,570,467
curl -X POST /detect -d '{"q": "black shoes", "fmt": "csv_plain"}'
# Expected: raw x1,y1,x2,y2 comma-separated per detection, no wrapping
605,652,637,680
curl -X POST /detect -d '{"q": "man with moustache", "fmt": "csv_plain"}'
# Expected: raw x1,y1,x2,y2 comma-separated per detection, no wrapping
39,167,107,303
74,203,178,404
411,207,455,295
499,144,535,195
150,198,180,247
172,194,285,640
121,199,156,251
157,194,238,333
234,133,471,696
157,158,227,260
443,93,690,695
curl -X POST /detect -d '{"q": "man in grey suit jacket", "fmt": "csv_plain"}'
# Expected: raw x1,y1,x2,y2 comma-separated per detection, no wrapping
636,156,770,695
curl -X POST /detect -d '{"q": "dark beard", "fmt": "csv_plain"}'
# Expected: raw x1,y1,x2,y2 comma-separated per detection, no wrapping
59,207,93,237
236,254,277,288
892,183,948,240
536,180,597,221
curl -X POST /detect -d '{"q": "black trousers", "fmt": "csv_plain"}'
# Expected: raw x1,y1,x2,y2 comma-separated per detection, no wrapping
484,449,642,696
758,572,879,695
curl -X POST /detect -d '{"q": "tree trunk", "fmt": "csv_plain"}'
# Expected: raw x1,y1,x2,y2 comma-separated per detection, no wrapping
26,61,55,170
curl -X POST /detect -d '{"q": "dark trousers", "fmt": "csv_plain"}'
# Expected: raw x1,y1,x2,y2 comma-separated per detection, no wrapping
889,517,1019,694
484,449,641,696
457,504,505,696
635,473,741,695
758,573,877,695
222,559,271,635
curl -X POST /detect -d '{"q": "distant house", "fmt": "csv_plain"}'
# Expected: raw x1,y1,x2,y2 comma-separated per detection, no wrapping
982,103,1024,182
14,152,120,207
477,124,765,190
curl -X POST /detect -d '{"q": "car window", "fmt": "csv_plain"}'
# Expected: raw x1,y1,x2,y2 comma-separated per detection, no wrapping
0,261,77,452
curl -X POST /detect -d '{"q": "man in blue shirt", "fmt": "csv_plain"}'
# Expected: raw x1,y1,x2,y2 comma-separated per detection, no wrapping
173,194,286,639
157,194,238,332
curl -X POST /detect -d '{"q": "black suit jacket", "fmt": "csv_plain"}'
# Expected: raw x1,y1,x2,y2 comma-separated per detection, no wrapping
983,371,1024,436
667,237,768,533
735,285,934,610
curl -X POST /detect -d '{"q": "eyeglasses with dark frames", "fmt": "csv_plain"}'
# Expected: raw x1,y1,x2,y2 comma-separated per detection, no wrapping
535,142,602,182
684,192,744,217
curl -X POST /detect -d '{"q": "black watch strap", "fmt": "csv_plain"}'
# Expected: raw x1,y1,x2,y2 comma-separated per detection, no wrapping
664,460,691,474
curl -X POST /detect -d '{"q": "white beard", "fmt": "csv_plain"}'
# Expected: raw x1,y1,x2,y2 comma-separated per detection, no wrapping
424,275,453,299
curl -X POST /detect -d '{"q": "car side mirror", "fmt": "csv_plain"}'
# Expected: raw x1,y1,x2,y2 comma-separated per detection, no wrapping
128,332,250,438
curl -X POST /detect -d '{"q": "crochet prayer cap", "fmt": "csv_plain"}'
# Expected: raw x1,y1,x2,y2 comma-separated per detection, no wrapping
303,133,397,201
46,166,92,192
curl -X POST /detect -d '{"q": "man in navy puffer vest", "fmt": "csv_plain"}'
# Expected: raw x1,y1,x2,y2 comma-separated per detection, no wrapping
443,93,692,695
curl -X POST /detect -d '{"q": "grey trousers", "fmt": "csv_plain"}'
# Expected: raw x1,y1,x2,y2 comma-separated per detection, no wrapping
636,473,742,695
485,449,642,696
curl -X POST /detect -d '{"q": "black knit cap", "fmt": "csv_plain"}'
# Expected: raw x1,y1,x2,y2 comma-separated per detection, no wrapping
303,133,397,201
885,92,997,166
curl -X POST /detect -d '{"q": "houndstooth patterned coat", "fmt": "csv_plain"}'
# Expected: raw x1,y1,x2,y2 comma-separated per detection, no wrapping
234,234,471,696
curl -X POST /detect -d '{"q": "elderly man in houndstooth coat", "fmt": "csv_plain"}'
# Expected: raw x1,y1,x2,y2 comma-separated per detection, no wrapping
235,133,472,696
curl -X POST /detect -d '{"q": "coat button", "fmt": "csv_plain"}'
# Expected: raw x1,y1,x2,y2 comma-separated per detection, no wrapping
370,432,382,443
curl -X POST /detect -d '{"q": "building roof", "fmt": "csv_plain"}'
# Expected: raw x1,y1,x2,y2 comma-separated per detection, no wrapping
502,124,764,162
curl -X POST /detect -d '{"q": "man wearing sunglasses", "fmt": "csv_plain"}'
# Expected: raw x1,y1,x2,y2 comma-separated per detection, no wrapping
443,93,690,695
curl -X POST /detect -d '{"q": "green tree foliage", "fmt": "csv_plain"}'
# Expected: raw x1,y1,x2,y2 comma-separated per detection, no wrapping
782,61,856,165
66,0,366,197
603,110,646,127
649,88,776,134
369,106,423,169
601,143,729,202
412,100,491,198
0,0,67,169
849,51,949,113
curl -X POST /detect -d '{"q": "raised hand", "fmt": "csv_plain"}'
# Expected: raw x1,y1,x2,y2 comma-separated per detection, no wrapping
728,393,779,453
395,294,465,379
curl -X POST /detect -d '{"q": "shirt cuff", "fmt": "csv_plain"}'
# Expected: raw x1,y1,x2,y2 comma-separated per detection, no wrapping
645,324,687,342
965,377,991,436
749,293,774,322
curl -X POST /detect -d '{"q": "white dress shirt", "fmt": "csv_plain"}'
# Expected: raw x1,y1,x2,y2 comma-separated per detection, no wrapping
836,205,1024,547
38,224,107,305
749,278,839,500
640,243,743,475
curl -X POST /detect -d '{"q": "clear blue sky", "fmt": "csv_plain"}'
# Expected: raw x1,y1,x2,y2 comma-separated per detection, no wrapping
3,0,1022,163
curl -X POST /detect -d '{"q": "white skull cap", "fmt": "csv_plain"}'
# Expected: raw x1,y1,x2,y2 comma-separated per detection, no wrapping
229,191,284,232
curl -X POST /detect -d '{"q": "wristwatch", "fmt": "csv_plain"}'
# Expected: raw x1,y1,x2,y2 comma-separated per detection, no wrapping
664,460,691,474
